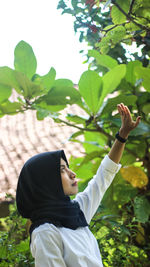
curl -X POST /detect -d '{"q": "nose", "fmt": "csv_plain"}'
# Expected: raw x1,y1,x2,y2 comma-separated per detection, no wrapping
69,169,76,179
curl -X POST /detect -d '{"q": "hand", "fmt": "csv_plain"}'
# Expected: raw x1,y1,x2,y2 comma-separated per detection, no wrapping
117,103,141,139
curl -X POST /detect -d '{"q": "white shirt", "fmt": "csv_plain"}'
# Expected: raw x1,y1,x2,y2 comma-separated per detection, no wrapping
30,155,121,267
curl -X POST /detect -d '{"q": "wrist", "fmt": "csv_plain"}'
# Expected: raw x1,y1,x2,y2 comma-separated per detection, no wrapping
119,128,130,139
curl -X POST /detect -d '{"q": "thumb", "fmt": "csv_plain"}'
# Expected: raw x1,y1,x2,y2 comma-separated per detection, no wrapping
134,116,141,128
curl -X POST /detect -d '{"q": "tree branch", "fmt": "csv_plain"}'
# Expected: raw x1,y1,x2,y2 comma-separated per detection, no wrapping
111,0,150,32
58,118,138,158
128,0,135,15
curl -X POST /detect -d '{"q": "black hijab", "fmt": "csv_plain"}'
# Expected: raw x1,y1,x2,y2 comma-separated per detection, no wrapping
16,150,88,237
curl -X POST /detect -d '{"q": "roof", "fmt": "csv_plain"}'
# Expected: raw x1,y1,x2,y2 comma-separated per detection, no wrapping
0,105,85,201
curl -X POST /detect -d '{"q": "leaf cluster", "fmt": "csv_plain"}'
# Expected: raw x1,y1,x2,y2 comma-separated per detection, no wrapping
0,204,33,267
57,0,150,66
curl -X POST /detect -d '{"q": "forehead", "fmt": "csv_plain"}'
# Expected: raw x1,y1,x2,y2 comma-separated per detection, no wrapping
60,158,67,166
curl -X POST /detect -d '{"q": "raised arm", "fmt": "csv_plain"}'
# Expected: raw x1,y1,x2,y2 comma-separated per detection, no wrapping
108,103,141,164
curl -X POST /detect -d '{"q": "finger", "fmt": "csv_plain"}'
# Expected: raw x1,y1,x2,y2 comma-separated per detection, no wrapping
134,116,141,128
124,105,132,118
117,104,124,116
120,103,127,114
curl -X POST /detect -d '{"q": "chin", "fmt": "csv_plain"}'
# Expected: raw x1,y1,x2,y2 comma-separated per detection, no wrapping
69,190,78,196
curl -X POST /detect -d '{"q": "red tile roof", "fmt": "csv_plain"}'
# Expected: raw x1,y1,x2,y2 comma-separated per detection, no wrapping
0,105,85,201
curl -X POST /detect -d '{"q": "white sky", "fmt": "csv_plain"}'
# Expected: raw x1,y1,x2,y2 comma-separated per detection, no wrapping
0,0,88,83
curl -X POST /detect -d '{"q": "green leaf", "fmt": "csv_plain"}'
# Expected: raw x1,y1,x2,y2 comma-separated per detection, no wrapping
14,71,42,99
107,25,126,43
111,0,129,24
142,103,150,114
99,64,126,108
35,101,66,112
100,94,137,116
79,150,106,166
35,105,61,120
33,67,56,92
0,84,12,103
134,196,150,223
41,86,81,106
36,109,54,120
121,150,136,165
125,61,142,85
69,156,94,179
102,173,138,214
0,67,20,93
78,70,102,114
130,122,150,136
14,40,37,79
111,118,150,136
83,131,108,153
135,66,150,92
53,79,73,87
66,114,88,124
0,100,22,114
88,50,118,70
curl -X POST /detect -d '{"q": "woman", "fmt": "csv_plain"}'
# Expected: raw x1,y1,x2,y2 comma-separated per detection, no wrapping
16,103,140,267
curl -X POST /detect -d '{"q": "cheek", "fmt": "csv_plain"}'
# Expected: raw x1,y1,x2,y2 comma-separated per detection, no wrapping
61,174,70,189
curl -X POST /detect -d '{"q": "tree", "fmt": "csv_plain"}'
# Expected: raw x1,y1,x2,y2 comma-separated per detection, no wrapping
0,39,150,266
57,0,150,67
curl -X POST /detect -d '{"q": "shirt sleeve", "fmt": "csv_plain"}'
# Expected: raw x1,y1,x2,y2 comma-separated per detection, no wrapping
31,228,67,267
75,155,121,224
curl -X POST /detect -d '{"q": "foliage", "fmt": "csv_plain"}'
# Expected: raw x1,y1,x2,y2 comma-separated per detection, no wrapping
0,203,34,267
57,0,150,66
0,39,150,266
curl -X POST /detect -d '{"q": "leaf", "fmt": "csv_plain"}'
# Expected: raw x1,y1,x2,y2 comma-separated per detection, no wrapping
135,66,150,92
99,64,126,108
130,121,150,136
14,71,42,99
101,173,138,214
136,222,145,245
0,66,20,93
79,150,106,166
83,131,108,153
68,131,83,141
121,151,136,165
53,79,73,87
66,114,88,124
125,61,142,85
35,105,60,120
100,94,137,116
14,40,37,79
111,0,130,24
41,86,81,106
33,67,56,92
142,103,150,114
35,101,66,112
134,196,150,223
69,156,94,179
99,25,126,54
88,50,118,70
78,70,102,114
0,100,22,114
107,25,126,42
120,166,148,188
0,84,12,103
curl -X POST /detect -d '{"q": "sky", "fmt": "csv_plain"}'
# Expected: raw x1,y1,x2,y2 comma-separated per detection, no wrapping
0,0,88,83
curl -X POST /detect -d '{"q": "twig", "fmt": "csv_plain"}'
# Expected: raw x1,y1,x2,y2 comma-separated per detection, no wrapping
128,0,135,15
58,117,138,158
111,0,150,32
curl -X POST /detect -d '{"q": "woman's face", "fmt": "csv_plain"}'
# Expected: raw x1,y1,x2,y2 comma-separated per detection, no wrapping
60,158,78,196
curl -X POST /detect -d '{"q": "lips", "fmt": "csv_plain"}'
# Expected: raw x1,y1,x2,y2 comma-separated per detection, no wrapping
72,181,78,186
